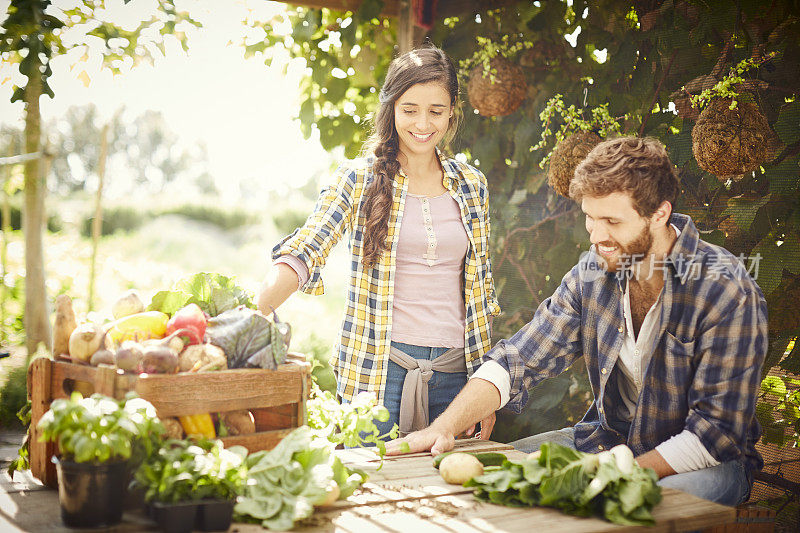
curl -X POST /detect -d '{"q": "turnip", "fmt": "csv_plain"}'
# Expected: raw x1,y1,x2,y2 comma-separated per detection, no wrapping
610,444,635,475
112,290,145,319
68,323,105,363
582,451,600,473
115,341,144,372
139,344,179,374
319,480,340,506
90,349,115,367
596,450,615,465
439,452,484,485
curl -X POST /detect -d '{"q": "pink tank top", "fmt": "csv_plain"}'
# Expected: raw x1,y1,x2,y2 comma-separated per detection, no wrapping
391,192,468,347
275,192,469,347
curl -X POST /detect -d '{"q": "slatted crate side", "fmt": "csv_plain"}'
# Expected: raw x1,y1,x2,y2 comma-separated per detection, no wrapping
132,368,306,417
27,357,58,487
27,357,312,487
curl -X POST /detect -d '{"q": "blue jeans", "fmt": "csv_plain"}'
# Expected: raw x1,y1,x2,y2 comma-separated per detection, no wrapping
375,341,468,439
510,427,751,506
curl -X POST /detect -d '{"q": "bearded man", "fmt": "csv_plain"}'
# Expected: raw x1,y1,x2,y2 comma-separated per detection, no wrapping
387,136,768,506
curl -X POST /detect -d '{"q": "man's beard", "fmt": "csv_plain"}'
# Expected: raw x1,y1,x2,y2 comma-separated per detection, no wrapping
597,223,653,273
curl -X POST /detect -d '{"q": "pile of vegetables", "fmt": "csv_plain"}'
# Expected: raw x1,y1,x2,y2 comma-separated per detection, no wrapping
40,271,403,530
464,442,662,526
51,272,292,440
234,426,366,531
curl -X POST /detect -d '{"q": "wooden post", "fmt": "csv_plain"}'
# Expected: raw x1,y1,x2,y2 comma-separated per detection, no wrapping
397,0,414,55
87,122,109,312
1,144,13,343
22,60,53,355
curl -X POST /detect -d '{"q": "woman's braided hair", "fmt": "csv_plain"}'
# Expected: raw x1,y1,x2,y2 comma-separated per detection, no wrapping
361,46,460,267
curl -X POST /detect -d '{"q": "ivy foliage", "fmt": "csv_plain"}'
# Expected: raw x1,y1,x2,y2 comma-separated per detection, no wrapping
0,0,200,103
251,0,799,442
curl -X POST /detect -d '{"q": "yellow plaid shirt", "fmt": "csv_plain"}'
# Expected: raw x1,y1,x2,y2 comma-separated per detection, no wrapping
273,150,501,403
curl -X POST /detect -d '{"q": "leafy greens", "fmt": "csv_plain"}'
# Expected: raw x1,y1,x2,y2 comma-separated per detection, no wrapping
148,272,255,317
465,442,662,526
206,307,290,369
234,426,366,530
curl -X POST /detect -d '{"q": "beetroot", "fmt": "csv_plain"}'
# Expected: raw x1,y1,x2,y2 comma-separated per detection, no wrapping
166,303,207,346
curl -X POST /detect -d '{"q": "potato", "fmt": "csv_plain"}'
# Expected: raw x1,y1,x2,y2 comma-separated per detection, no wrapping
179,344,226,372
161,418,184,439
219,410,255,436
69,322,105,363
439,452,484,485
53,294,78,357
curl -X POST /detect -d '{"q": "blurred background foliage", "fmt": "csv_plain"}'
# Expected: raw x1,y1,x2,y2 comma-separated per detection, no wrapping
0,0,798,452
242,0,800,445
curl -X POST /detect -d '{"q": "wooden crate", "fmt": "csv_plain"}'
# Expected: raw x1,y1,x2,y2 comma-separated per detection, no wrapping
27,357,311,488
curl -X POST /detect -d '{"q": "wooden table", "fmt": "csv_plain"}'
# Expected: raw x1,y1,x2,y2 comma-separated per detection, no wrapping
0,435,736,532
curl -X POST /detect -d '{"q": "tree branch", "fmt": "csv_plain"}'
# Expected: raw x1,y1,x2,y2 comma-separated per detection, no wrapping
639,49,678,137
495,205,579,271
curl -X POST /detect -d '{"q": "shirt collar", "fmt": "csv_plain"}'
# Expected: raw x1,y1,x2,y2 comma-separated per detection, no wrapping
664,213,701,283
436,147,461,191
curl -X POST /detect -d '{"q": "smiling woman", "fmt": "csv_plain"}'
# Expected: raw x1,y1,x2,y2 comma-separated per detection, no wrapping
258,46,501,442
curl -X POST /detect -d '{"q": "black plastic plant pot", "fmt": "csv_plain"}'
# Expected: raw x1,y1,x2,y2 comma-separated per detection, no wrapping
54,457,127,528
152,500,200,533
196,499,235,531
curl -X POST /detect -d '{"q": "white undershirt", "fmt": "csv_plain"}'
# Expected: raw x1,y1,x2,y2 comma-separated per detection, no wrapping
472,226,721,473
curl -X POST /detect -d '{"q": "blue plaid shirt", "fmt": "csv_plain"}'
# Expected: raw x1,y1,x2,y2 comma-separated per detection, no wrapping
486,213,768,471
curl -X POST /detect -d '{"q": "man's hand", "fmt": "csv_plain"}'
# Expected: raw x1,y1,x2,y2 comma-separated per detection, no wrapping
385,426,455,456
465,412,496,440
385,379,501,456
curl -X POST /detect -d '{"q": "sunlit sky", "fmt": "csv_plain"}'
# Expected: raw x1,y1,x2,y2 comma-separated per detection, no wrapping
0,0,332,204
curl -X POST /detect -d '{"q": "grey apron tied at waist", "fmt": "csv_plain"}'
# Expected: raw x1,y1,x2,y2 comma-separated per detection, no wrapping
388,346,467,437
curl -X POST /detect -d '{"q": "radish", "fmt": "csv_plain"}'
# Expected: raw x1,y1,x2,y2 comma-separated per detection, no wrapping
610,444,635,475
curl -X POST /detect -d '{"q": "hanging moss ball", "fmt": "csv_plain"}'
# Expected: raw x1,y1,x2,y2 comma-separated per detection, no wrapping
467,57,527,117
547,132,602,198
691,98,773,180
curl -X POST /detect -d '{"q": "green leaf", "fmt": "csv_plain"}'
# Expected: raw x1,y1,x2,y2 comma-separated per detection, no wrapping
664,128,693,167
723,194,771,232
325,77,349,103
356,0,383,21
766,156,800,195
753,230,800,296
147,290,191,315
299,98,315,126
761,375,787,396
775,101,800,146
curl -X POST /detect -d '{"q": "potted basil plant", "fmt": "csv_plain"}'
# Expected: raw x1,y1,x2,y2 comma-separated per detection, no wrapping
37,391,165,528
133,438,248,533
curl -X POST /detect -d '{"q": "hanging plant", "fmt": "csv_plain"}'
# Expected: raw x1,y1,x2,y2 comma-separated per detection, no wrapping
689,54,780,180
532,94,626,198
461,35,533,117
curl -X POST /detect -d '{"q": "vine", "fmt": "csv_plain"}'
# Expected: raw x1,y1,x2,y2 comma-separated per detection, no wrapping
531,94,628,167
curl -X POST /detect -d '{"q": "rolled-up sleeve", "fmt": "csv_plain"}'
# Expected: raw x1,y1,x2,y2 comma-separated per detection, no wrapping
271,165,356,295
485,264,584,413
684,284,768,463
